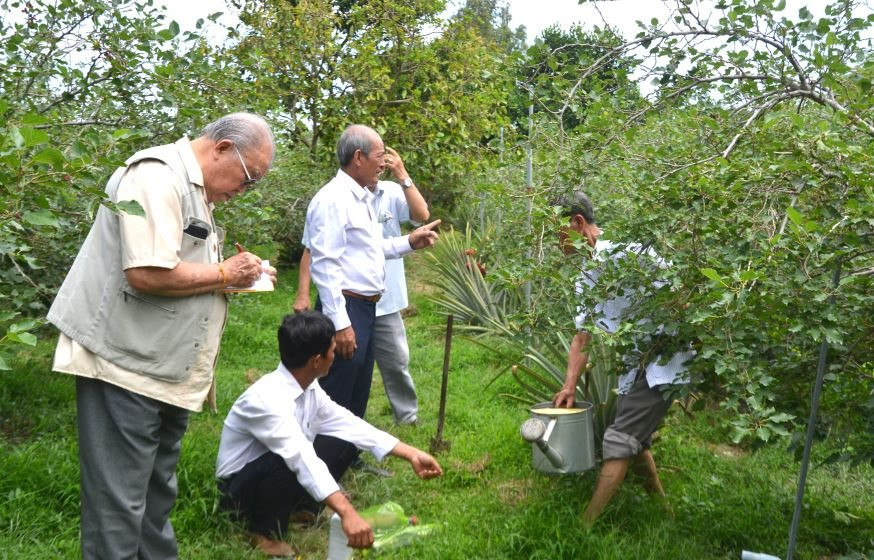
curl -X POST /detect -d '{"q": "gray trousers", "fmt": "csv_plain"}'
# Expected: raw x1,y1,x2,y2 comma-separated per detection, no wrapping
76,377,189,560
372,311,418,424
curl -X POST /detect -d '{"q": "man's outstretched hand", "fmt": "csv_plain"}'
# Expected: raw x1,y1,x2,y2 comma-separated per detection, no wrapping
409,219,440,250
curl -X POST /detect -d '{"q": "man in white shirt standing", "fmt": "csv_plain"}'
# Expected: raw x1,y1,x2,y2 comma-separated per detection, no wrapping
551,191,694,527
295,146,428,426
303,125,439,477
216,312,443,557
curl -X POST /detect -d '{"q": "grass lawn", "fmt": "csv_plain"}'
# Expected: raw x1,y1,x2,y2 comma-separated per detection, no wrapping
2,257,873,559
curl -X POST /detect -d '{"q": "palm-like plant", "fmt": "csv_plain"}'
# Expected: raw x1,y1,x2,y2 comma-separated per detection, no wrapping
422,224,619,443
421,224,522,335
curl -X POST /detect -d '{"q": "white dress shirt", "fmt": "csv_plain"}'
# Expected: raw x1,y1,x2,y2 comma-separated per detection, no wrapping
216,363,399,502
305,170,413,330
574,238,694,394
373,180,417,317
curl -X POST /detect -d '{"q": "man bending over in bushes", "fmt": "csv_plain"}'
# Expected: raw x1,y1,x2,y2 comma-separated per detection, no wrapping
552,191,694,527
216,311,443,557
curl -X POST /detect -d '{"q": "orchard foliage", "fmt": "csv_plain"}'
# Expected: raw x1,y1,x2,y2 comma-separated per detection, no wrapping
1,0,872,462
0,0,516,367
230,0,514,211
0,0,242,368
458,0,873,457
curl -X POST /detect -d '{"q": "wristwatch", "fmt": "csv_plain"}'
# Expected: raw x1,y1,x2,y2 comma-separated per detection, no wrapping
400,177,413,189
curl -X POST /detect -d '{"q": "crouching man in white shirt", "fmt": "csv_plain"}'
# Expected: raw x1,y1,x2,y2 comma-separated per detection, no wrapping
216,311,443,557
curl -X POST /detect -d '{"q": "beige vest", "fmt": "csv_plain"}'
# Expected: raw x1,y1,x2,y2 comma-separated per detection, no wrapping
47,142,225,383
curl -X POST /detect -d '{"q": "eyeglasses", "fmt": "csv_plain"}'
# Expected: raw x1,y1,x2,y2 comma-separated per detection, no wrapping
233,144,258,188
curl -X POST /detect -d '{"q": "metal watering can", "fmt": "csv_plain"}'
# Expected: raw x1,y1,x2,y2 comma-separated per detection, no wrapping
520,401,596,474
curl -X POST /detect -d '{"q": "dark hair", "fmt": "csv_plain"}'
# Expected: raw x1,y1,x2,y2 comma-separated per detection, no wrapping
277,312,336,370
336,124,377,167
554,190,596,225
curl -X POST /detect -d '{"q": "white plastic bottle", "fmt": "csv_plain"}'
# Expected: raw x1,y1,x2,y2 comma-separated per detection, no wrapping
326,513,353,560
741,551,781,560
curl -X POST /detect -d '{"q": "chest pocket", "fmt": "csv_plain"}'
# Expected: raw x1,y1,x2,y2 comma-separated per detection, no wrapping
181,217,214,263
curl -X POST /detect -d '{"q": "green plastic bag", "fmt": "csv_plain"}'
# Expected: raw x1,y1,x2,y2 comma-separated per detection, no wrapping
356,502,437,556
358,501,411,530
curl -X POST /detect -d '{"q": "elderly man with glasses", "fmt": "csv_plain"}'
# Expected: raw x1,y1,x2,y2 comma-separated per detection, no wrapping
47,112,277,559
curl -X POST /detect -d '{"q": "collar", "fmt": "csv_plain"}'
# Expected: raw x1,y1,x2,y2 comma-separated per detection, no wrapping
175,137,204,187
372,180,393,197
592,237,613,260
277,362,312,399
336,169,370,202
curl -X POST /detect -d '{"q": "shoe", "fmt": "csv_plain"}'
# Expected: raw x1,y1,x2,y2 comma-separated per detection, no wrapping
351,457,394,478
289,509,318,527
250,533,295,557
398,417,419,427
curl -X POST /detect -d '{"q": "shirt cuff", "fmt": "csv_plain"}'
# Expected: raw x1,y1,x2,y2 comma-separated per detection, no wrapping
369,434,400,462
309,478,342,503
386,236,414,260
324,305,351,331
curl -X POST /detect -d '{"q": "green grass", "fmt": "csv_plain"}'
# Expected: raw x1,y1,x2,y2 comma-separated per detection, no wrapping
2,259,873,559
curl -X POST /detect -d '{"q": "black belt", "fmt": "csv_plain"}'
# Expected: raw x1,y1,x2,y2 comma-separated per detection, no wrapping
342,290,381,303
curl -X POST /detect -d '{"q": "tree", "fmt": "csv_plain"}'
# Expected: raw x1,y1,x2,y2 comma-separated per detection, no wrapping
0,0,244,368
515,24,640,133
229,0,515,210
468,0,874,460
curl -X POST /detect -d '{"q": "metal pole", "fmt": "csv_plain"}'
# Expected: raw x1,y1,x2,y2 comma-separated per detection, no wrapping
524,90,533,307
786,261,842,560
431,314,454,453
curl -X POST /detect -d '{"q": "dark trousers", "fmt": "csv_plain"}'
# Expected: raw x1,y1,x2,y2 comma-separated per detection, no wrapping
76,376,189,560
218,441,349,539
315,296,376,474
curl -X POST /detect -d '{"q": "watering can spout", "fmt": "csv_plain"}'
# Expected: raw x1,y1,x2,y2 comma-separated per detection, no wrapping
520,418,565,469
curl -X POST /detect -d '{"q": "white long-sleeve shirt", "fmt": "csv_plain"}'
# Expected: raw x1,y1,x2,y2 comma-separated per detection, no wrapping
305,170,413,330
216,363,399,502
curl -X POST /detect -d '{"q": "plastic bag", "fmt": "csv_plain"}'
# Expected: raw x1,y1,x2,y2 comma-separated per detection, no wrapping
356,501,436,557
372,524,436,551
358,501,412,530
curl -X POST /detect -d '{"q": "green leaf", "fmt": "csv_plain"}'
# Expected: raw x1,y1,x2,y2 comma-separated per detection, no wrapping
111,128,137,140
699,268,724,283
20,112,50,125
786,206,803,226
0,355,9,370
10,126,24,148
22,210,60,227
31,147,66,168
8,319,39,333
115,200,146,217
5,331,37,346
18,126,50,147
16,332,37,346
